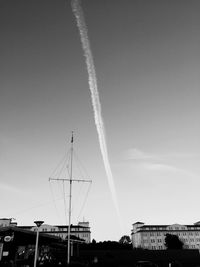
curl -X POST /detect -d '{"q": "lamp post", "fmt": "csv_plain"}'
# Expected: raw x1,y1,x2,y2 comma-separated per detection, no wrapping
33,220,44,267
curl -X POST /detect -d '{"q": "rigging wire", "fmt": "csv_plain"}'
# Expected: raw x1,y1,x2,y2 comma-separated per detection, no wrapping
73,149,90,178
49,179,62,222
48,148,71,223
77,181,92,222
70,148,92,221
49,148,71,179
48,141,92,225
11,194,64,217
49,155,66,177
73,180,84,212
62,180,68,225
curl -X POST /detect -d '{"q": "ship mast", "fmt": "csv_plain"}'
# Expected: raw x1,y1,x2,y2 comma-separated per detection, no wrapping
67,131,73,265
49,132,92,265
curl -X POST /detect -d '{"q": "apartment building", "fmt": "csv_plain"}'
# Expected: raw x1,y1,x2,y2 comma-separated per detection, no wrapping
131,221,200,250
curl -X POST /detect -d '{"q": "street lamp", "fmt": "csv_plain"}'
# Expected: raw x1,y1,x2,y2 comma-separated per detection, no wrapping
33,220,44,267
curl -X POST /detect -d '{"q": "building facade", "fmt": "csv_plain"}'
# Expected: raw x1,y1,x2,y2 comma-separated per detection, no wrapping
19,221,91,243
0,219,91,243
0,226,67,265
131,221,200,250
0,218,17,228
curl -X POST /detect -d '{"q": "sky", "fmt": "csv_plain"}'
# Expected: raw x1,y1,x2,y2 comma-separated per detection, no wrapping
1,0,200,242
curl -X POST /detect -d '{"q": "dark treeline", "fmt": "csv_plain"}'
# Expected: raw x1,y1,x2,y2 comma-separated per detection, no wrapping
80,239,132,250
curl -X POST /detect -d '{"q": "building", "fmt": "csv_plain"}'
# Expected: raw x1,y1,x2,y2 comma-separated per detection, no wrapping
131,221,200,250
0,218,91,244
0,218,91,265
0,218,17,228
19,221,91,243
0,225,67,266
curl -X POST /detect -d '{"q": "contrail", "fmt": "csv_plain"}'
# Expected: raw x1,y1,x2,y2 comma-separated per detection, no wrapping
71,0,122,229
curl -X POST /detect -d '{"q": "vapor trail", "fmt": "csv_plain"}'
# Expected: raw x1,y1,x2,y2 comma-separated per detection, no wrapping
71,0,122,227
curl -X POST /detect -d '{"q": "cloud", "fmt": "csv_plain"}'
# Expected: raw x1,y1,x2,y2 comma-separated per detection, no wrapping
124,148,158,161
123,148,199,178
124,148,199,162
142,162,182,172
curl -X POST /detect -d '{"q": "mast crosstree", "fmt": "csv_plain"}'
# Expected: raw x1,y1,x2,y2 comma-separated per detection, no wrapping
49,132,92,265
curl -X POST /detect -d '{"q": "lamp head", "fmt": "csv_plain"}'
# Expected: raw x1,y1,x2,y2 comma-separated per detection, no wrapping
34,220,44,227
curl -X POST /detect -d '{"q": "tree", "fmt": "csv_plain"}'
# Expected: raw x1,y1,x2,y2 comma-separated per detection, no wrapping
119,235,132,245
91,239,96,244
164,234,184,250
